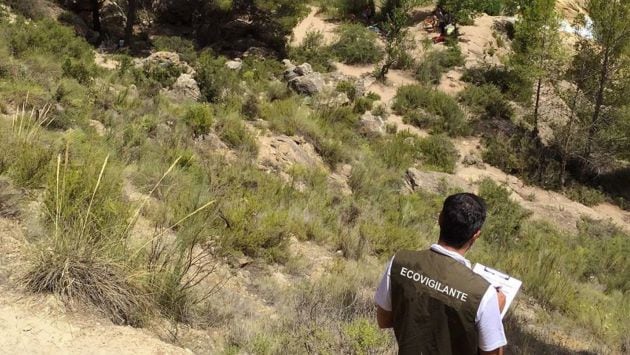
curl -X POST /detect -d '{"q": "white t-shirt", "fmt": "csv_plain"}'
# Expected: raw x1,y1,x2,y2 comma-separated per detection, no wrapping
374,244,507,352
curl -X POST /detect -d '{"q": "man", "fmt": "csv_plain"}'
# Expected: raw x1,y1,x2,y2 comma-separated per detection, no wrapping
375,193,507,355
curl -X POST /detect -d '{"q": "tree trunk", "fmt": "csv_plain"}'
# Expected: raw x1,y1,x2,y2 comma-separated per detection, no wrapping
560,84,581,188
533,76,542,137
586,47,611,159
124,0,137,47
91,0,102,43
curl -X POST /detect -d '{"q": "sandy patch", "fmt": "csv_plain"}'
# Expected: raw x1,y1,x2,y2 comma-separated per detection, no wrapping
291,6,339,47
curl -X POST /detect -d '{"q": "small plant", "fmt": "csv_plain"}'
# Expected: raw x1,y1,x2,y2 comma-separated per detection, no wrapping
393,85,470,136
418,134,458,173
152,36,197,63
415,45,465,85
183,103,214,137
564,185,607,207
215,114,259,156
289,31,335,73
458,84,513,120
332,24,383,65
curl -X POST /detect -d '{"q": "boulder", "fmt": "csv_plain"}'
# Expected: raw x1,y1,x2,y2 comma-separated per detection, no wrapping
225,59,243,70
168,73,201,101
137,51,194,75
462,154,485,169
289,73,325,96
357,111,385,137
295,63,313,76
404,168,472,194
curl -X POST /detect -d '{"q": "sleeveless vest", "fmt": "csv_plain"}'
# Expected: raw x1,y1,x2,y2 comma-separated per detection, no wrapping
390,249,490,355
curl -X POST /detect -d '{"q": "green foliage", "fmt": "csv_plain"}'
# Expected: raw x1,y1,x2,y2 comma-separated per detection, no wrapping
6,18,94,61
289,31,335,73
481,135,523,173
183,104,214,137
415,45,465,85
152,36,197,63
417,134,458,173
3,0,46,19
393,85,470,136
195,50,239,103
343,318,389,354
336,80,357,101
458,84,513,120
377,132,424,170
215,114,258,156
334,0,375,18
478,178,531,249
462,65,532,104
564,185,606,207
332,24,383,65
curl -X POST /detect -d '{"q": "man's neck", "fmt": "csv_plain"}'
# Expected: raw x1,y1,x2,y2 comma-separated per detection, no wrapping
437,241,468,257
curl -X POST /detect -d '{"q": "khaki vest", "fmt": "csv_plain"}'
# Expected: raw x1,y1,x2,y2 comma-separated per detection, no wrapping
390,249,490,355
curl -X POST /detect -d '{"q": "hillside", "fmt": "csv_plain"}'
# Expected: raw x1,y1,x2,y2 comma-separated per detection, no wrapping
0,0,628,354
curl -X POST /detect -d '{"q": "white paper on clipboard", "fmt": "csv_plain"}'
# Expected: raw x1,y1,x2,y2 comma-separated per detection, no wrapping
472,263,522,318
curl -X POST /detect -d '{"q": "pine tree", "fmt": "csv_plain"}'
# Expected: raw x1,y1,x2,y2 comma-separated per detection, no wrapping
511,0,564,138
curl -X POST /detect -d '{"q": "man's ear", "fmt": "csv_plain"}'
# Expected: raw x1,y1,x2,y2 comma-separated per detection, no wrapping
438,211,443,226
471,229,481,242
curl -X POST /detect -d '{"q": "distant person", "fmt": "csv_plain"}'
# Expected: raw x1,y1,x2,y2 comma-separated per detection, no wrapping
375,193,507,355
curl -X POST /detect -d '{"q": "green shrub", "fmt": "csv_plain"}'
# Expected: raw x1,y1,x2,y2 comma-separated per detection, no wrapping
152,36,197,63
62,57,95,85
143,61,182,88
343,318,390,354
215,114,258,156
7,19,94,61
478,178,531,249
564,185,607,207
332,24,383,65
462,65,532,104
377,132,424,170
183,104,214,137
289,31,335,73
458,84,513,120
393,85,470,136
3,0,46,19
353,97,373,114
416,45,465,85
418,134,458,173
334,0,375,18
481,135,523,174
267,81,291,101
195,50,239,103
336,80,357,101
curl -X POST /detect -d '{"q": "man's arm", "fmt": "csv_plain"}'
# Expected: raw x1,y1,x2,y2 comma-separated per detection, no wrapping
376,305,393,328
480,348,504,355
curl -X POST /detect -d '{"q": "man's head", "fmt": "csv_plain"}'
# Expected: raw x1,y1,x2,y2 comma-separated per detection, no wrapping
438,193,487,249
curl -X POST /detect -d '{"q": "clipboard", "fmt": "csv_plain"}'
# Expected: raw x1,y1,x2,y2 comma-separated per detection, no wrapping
472,263,522,318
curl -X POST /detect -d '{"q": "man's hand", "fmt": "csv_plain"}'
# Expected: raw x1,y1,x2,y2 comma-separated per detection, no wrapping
376,305,393,328
497,288,506,314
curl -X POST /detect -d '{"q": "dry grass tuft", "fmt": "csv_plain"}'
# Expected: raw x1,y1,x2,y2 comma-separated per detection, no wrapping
23,253,148,326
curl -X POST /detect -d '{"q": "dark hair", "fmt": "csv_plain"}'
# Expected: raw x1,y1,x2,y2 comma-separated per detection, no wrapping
439,193,487,248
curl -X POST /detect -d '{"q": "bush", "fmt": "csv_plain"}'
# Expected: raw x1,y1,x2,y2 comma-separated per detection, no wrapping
195,50,239,103
152,36,197,63
393,85,470,136
3,0,46,19
183,103,214,137
336,80,358,101
481,135,523,174
332,24,383,65
377,132,424,170
334,0,375,18
418,134,458,173
416,45,465,85
289,31,335,73
215,114,259,156
458,84,513,120
564,185,607,207
462,65,532,104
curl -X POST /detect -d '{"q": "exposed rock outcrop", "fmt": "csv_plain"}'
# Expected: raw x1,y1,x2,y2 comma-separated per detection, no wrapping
167,73,201,101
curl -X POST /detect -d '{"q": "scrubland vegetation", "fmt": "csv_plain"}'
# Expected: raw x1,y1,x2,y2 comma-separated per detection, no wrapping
0,0,629,353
